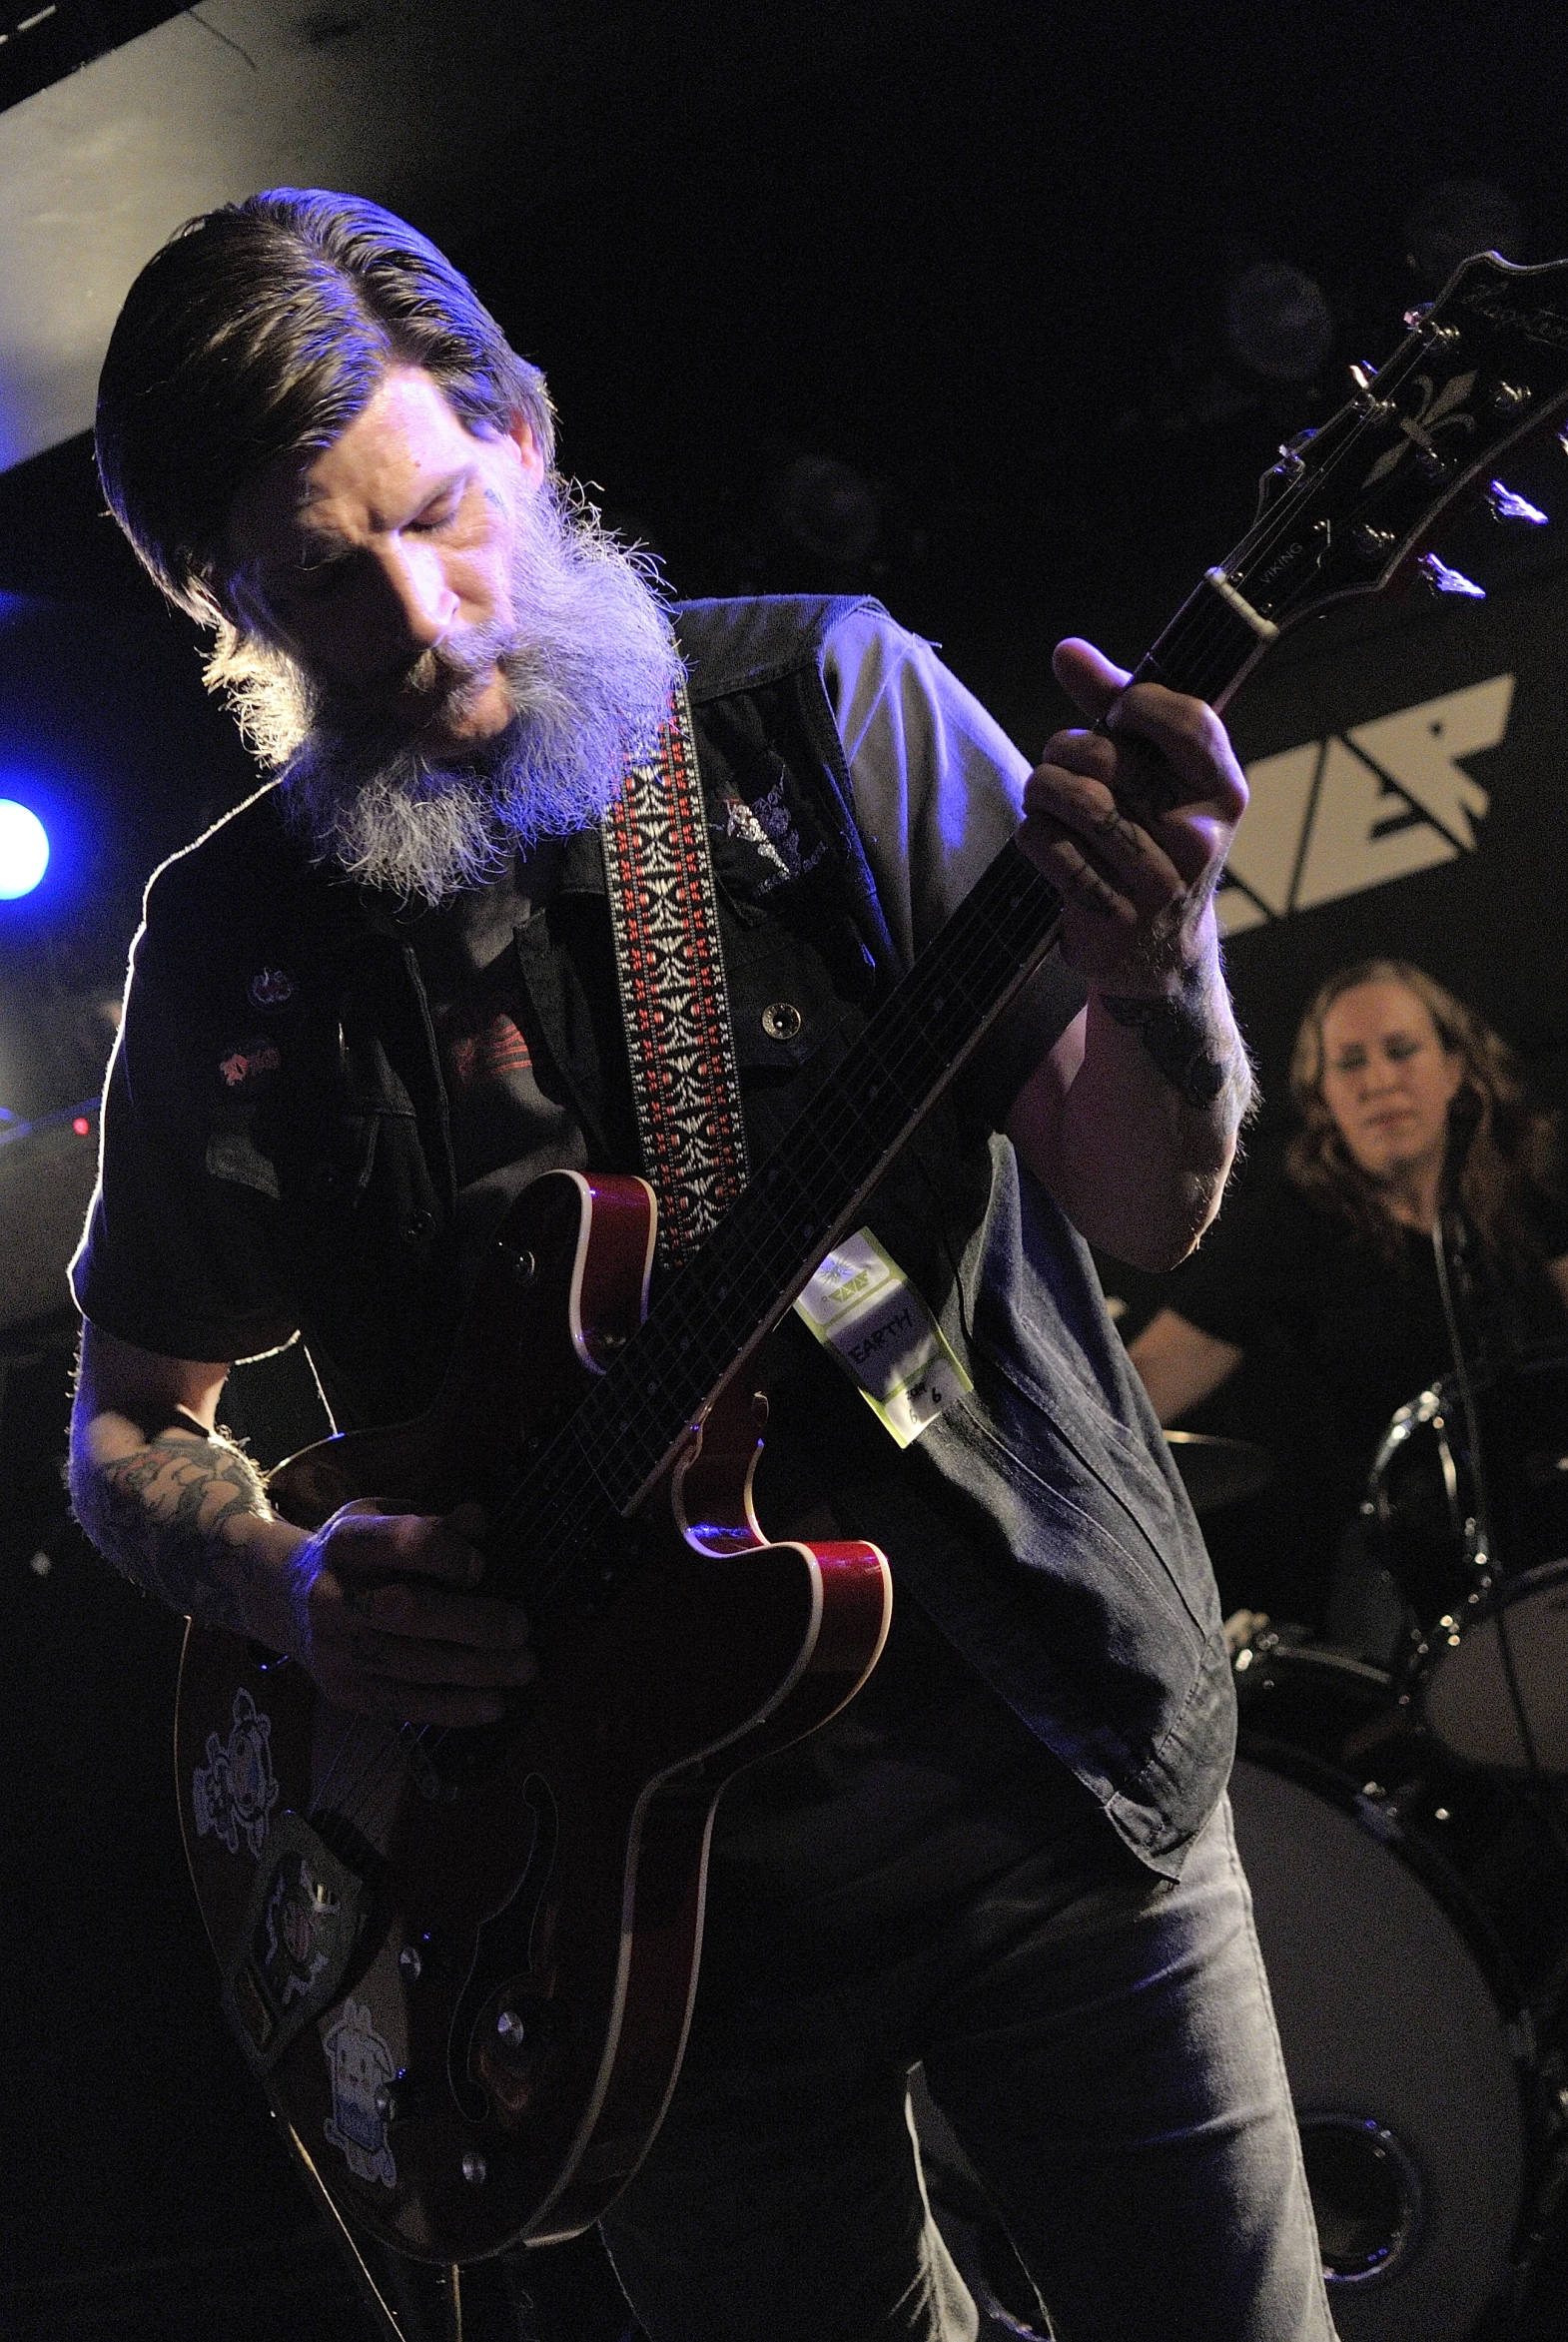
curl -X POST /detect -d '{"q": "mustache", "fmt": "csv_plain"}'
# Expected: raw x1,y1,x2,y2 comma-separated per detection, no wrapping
334,597,520,713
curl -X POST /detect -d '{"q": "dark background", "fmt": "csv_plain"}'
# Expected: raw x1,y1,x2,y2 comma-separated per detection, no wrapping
7,4,1568,2334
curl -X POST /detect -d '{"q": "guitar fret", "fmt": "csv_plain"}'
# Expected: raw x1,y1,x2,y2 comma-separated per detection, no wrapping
1140,578,1280,711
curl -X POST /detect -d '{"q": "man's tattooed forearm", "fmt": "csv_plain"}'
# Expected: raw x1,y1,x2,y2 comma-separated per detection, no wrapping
76,1432,268,1632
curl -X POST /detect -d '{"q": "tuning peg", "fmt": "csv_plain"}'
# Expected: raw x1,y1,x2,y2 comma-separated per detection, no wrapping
1418,552,1485,599
1347,361,1380,390
1486,478,1549,526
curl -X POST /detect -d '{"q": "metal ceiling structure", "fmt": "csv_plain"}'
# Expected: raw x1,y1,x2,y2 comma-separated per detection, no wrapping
0,0,618,471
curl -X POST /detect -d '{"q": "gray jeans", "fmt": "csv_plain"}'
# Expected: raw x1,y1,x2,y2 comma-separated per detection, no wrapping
599,1786,1334,2342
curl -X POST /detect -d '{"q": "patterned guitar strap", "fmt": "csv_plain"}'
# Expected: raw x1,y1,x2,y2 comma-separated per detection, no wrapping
601,679,751,1273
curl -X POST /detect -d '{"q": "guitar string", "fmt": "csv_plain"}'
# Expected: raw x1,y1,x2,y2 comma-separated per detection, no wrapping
307,549,1335,1838
308,359,1461,1830
307,1707,375,1814
322,610,1299,1821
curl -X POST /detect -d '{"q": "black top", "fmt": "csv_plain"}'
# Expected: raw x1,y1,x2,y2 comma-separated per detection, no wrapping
1166,1154,1568,1510
392,844,592,1287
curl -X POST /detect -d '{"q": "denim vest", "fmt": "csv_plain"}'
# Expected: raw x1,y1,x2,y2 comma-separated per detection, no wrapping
96,595,1233,1871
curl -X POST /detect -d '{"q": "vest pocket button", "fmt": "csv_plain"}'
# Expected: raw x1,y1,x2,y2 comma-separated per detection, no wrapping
404,1207,436,1241
761,1001,803,1042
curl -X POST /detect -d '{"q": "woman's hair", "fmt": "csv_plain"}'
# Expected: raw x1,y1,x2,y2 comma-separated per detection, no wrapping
95,188,555,621
1286,957,1564,1265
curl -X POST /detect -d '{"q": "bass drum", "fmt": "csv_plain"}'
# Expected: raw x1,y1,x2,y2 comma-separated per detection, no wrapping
1231,1667,1547,2341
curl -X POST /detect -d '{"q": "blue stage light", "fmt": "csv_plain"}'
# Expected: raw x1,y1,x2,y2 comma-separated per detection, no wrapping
0,798,50,898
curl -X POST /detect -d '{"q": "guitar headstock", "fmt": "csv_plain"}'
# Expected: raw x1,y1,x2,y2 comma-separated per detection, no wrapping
1220,250,1568,635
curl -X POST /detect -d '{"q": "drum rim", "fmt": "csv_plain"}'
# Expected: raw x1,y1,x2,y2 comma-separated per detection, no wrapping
1368,1336,1568,1534
1414,1553,1568,1776
1429,1549,1568,1625
1234,1640,1395,1695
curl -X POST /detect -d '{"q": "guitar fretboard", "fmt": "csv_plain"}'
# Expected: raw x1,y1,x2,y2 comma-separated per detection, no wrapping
487,597,1267,1599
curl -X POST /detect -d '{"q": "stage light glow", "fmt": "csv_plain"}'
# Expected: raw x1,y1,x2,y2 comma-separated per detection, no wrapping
1223,262,1335,385
0,798,49,898
774,455,882,564
1404,180,1522,286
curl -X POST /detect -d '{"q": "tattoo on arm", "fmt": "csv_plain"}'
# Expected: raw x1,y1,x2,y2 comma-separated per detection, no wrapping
74,1430,269,1635
1100,986,1251,1116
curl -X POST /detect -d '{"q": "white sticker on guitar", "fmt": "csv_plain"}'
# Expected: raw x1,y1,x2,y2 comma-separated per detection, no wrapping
323,1997,397,2188
192,1688,279,1858
795,1228,972,1448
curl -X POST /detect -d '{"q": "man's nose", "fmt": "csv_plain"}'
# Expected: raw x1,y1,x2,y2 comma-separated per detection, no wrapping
371,537,458,653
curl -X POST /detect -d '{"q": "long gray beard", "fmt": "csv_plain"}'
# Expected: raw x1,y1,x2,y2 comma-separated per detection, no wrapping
207,482,683,903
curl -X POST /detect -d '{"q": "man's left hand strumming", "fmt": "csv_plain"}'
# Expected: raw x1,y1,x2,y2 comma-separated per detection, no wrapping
1008,635,1254,1270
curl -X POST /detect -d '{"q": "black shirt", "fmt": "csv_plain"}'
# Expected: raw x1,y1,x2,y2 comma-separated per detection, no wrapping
1166,1157,1568,1509
395,845,590,1287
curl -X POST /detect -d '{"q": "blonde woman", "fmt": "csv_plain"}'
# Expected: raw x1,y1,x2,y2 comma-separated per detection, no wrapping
1130,960,1568,1643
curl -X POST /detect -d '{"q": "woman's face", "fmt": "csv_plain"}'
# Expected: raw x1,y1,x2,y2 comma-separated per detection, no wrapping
1317,979,1466,1186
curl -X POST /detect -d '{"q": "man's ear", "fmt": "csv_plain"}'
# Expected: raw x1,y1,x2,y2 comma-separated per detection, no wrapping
506,412,547,487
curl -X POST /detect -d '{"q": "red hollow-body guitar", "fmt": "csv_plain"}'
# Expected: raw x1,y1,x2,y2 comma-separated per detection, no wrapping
175,251,1568,2264
178,1168,893,2261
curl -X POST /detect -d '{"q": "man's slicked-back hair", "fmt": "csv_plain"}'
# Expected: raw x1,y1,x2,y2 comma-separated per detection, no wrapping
95,187,555,619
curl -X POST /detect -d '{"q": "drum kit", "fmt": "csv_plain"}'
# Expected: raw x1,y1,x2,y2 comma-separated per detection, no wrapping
1170,1342,1568,2341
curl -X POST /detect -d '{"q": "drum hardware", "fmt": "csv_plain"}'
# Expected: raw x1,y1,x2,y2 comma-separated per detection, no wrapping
1163,1429,1274,1514
1294,2112,1424,2289
1232,1626,1410,1775
1428,1212,1555,1792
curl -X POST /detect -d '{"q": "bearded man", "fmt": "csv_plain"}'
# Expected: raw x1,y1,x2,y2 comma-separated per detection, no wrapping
67,191,1331,2342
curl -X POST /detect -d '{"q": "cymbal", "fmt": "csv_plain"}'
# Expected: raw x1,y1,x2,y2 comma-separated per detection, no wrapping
1165,1430,1274,1513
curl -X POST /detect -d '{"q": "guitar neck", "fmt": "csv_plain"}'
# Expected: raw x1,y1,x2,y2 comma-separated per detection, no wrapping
487,575,1275,1590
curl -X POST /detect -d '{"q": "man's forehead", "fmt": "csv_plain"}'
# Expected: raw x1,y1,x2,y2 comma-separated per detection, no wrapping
227,371,479,555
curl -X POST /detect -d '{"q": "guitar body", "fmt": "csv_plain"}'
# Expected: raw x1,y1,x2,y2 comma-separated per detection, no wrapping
176,1171,891,2260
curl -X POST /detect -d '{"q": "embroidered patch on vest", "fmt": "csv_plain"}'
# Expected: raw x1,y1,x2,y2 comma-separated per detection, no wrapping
219,1040,282,1090
716,767,829,898
248,966,296,1009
